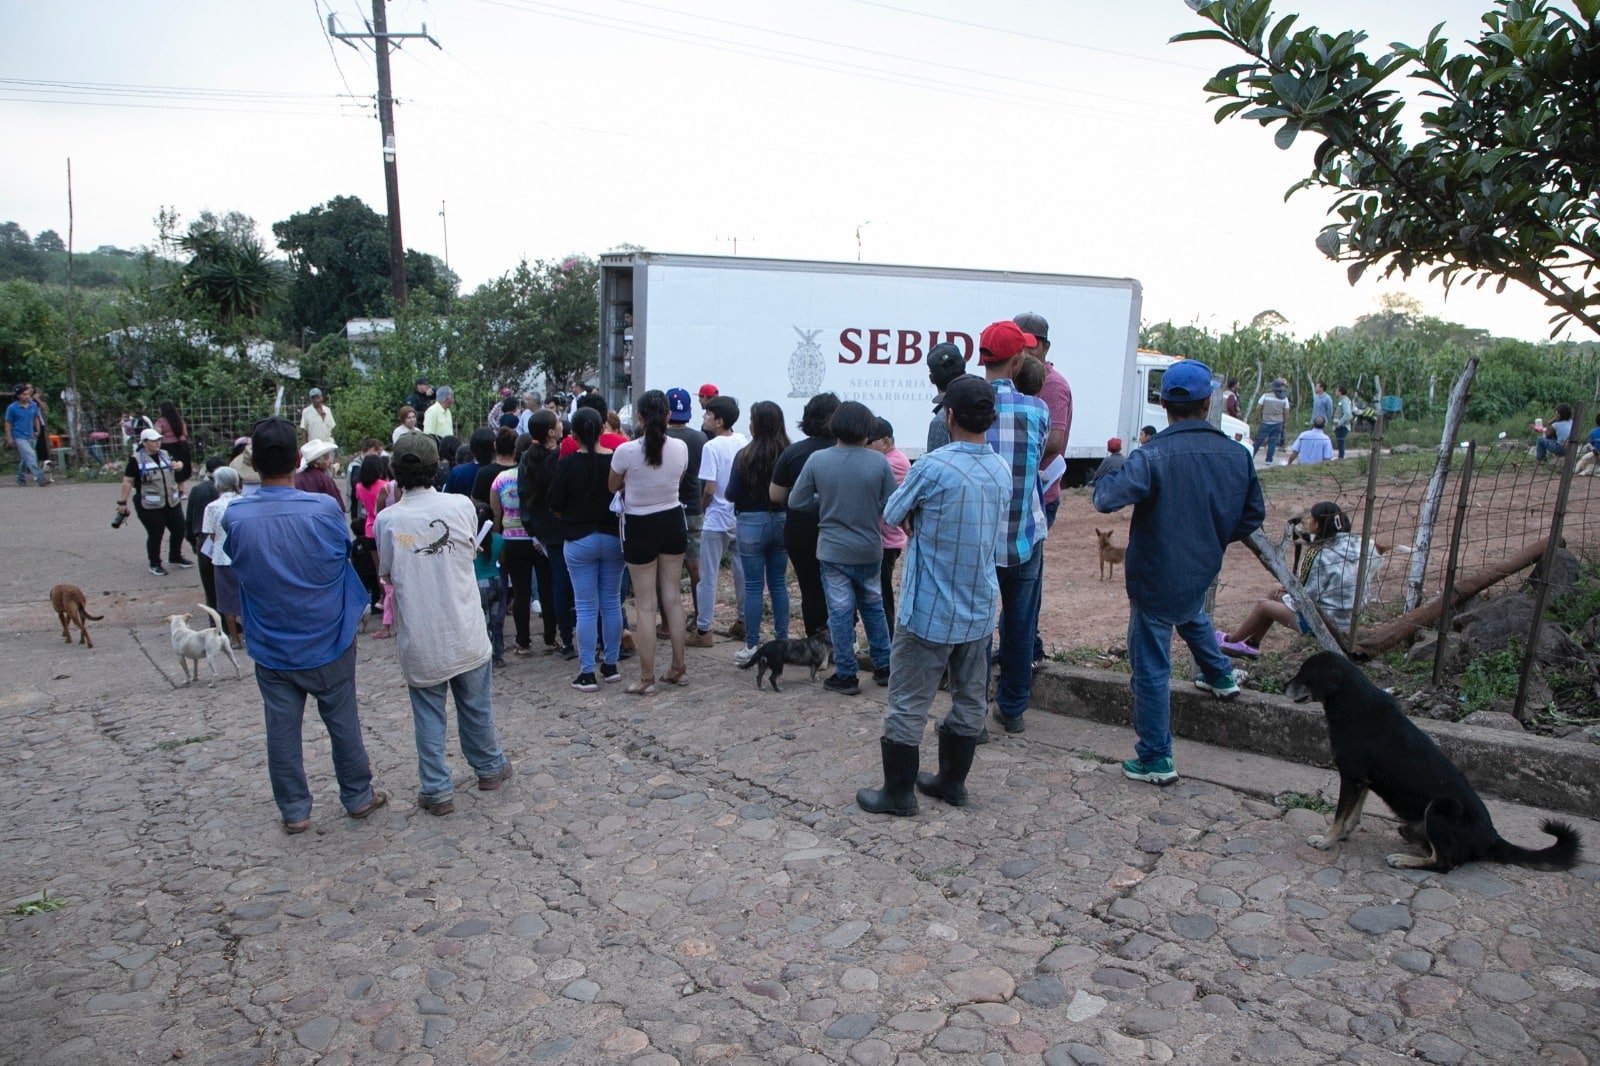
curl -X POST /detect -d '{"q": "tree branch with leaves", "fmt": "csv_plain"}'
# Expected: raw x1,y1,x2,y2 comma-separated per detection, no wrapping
1177,0,1600,338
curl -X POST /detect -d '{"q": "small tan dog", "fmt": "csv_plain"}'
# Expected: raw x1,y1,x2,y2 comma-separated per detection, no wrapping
51,584,103,648
169,604,241,686
1096,528,1125,581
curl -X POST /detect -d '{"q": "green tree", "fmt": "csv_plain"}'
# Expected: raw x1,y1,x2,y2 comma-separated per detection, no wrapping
0,222,30,247
457,255,600,390
1177,0,1600,337
33,229,65,253
176,227,284,331
271,195,458,341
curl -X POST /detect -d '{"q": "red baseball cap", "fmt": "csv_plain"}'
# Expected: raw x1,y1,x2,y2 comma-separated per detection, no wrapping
698,383,719,398
978,320,1035,364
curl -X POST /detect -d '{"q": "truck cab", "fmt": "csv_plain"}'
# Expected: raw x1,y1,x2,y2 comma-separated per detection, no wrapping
1136,350,1253,451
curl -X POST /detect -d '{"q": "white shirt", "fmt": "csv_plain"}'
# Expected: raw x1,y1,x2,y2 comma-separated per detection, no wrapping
201,493,240,565
612,435,688,515
300,403,336,442
698,432,747,533
375,488,492,687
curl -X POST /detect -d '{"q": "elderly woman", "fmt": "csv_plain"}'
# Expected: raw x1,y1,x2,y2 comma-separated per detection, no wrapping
200,466,245,648
118,428,192,576
393,404,420,445
293,440,344,510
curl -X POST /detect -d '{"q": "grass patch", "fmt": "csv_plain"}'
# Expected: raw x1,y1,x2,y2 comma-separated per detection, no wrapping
1549,555,1600,633
1071,748,1121,765
1276,791,1334,815
153,734,215,752
1459,643,1523,715
8,891,65,917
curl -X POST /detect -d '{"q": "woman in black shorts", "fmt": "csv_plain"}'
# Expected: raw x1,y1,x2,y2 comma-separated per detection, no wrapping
608,389,689,694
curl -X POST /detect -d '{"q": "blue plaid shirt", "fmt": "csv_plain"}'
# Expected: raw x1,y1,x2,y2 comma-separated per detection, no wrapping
985,379,1050,566
883,442,1012,645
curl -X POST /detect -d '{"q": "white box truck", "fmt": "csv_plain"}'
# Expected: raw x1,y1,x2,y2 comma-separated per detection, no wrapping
598,253,1248,476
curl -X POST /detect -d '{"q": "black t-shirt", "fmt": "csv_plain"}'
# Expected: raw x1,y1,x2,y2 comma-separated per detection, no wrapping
473,460,515,507
726,452,784,514
772,436,833,537
667,424,706,514
547,451,619,540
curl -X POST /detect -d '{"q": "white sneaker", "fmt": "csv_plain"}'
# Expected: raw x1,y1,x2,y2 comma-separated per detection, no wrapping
532,599,542,615
733,645,760,666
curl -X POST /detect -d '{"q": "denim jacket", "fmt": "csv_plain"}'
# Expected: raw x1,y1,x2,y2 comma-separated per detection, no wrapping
1092,419,1265,619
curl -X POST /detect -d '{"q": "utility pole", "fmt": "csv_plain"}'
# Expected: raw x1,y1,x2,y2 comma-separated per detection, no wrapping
330,2,439,310
439,200,449,271
64,158,85,467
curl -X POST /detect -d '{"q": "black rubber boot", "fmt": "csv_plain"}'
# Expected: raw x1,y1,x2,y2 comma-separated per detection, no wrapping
856,738,920,817
916,721,978,807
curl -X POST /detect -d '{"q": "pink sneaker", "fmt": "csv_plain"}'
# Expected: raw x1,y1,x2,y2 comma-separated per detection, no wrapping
1215,633,1260,659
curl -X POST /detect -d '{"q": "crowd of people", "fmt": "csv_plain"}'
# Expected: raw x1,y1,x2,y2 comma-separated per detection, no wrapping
112,311,1285,834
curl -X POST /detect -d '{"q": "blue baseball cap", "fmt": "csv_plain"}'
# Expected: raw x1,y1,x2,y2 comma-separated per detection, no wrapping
666,387,693,423
1160,360,1215,402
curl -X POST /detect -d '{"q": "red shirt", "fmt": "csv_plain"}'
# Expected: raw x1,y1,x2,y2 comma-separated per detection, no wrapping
559,432,628,457
1039,362,1073,505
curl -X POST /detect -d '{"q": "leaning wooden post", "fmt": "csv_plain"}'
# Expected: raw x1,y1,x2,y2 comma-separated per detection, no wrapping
1406,358,1478,611
1245,528,1349,657
1347,414,1385,649
1431,442,1477,687
1513,404,1585,722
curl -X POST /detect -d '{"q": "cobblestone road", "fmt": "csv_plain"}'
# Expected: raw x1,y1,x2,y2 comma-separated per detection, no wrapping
2,481,1597,1065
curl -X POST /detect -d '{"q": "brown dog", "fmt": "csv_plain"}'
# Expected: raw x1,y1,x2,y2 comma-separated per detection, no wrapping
50,584,103,648
1095,529,1125,581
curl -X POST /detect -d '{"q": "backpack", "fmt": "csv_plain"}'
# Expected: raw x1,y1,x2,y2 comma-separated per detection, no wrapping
349,487,367,538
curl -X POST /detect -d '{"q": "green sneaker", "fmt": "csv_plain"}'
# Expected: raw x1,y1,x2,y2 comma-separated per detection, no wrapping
1122,757,1178,786
1194,672,1240,700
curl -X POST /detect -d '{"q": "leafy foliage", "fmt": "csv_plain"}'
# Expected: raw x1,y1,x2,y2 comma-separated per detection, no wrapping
1179,0,1600,337
176,227,283,329
456,255,600,391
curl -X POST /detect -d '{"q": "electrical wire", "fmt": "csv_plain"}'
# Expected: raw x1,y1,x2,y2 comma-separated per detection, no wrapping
315,0,365,101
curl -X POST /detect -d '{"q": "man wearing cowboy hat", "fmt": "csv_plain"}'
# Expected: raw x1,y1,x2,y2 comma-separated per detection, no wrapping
299,388,336,444
293,439,345,511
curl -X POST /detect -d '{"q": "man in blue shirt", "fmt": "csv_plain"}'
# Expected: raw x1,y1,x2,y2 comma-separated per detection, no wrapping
979,320,1049,734
222,417,387,833
1093,361,1265,786
4,383,49,486
858,376,1010,816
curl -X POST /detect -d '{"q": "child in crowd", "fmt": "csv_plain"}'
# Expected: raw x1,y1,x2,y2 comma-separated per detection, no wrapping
866,417,909,636
475,501,507,668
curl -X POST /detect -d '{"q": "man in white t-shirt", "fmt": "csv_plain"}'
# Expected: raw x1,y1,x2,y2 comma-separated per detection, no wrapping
299,388,336,443
375,432,512,816
690,394,747,645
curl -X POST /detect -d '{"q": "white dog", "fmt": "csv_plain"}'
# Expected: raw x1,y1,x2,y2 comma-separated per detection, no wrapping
169,604,241,687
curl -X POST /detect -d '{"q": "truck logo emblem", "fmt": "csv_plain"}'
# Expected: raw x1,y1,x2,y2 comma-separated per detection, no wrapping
788,327,826,398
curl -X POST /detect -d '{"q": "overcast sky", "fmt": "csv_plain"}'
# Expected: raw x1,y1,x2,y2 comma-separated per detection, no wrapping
1,0,1574,342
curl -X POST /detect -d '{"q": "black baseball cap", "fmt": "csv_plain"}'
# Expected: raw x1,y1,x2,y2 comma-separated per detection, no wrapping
927,342,967,389
943,374,995,419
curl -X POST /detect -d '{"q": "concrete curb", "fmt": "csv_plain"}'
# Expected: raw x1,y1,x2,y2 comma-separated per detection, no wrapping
1032,665,1600,820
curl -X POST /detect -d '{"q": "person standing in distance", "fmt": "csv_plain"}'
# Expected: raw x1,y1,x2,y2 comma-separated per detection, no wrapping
300,388,336,444
924,343,968,453
221,417,386,833
1015,312,1072,667
857,376,1011,816
1091,361,1264,786
376,432,512,815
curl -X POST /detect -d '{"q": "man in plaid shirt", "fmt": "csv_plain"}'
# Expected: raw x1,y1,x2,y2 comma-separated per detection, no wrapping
978,319,1050,734
856,375,1011,816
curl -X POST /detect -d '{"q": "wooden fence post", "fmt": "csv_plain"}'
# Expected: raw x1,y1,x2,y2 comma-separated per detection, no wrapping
1348,415,1385,649
1431,442,1477,687
1513,404,1586,722
1406,358,1478,611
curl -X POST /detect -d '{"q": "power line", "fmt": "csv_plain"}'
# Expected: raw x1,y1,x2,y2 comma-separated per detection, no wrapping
0,76,358,102
314,0,363,101
848,0,1214,72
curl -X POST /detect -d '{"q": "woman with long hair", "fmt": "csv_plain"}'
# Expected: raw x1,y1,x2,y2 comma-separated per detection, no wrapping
520,412,575,658
352,454,391,616
1218,501,1361,657
726,400,791,664
608,390,689,693
547,408,623,691
156,400,193,490
771,393,839,638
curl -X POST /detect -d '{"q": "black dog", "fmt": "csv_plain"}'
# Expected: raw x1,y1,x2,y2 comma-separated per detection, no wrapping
738,635,832,692
1286,651,1581,872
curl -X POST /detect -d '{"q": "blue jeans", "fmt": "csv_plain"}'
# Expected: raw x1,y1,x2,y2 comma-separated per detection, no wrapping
1536,438,1567,462
564,532,623,673
479,579,505,661
993,548,1043,720
255,644,375,822
1334,424,1349,459
821,560,891,679
737,511,789,647
13,437,44,484
407,659,506,804
548,540,575,648
1126,600,1234,763
1254,422,1284,463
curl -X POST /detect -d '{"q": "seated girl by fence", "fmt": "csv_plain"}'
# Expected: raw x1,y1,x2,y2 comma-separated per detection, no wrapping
1216,501,1363,658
